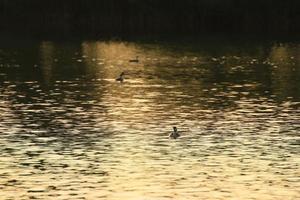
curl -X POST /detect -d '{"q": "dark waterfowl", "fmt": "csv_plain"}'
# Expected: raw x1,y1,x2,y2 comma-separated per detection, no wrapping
169,126,180,139
129,56,139,63
116,72,125,82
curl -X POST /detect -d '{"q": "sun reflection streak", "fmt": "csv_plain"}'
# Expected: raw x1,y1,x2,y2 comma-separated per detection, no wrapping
39,41,55,84
269,44,299,99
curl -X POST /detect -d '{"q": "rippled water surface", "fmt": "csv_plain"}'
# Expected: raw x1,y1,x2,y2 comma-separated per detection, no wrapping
0,38,299,200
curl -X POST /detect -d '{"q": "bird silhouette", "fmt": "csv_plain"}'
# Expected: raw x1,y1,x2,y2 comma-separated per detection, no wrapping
116,72,125,82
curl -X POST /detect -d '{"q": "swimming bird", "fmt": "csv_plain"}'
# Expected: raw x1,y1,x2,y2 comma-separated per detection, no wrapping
116,72,125,82
129,56,139,63
169,126,180,139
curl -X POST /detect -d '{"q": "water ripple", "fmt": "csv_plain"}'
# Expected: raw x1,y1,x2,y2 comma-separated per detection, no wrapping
0,40,299,200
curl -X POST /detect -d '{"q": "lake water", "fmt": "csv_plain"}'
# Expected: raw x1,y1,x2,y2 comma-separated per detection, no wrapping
0,38,299,200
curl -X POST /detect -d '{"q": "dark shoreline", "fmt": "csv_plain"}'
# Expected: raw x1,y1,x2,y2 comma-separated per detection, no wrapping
1,0,299,41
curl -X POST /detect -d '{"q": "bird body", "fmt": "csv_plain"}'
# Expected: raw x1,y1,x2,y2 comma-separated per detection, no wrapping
116,72,125,82
129,56,139,63
169,127,180,139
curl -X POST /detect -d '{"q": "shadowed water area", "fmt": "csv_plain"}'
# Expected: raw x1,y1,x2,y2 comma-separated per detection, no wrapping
0,38,299,200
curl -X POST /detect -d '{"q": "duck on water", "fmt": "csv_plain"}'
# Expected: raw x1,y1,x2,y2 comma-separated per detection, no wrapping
116,72,125,82
169,127,180,139
129,56,139,63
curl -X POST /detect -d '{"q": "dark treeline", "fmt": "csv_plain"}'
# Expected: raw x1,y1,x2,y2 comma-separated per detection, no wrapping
0,0,299,38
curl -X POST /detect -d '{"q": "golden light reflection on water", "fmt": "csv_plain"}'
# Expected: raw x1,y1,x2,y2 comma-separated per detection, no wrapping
81,41,144,79
268,44,300,99
39,41,55,84
0,40,299,200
